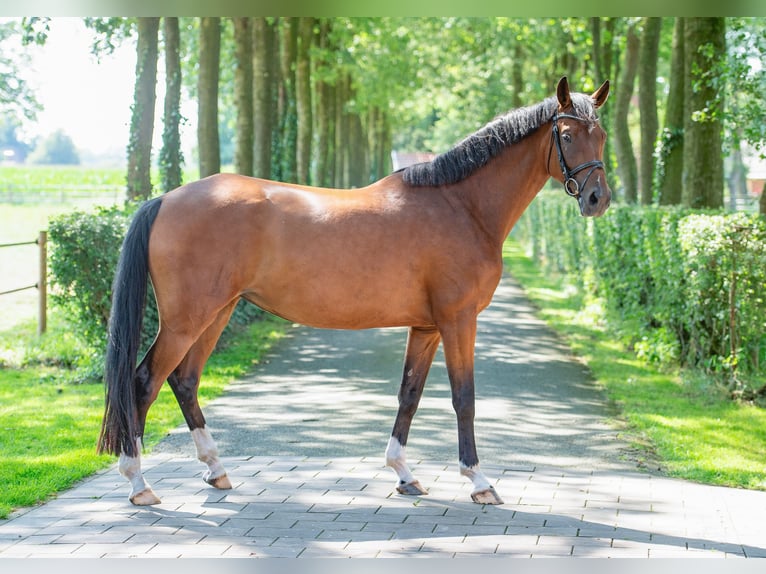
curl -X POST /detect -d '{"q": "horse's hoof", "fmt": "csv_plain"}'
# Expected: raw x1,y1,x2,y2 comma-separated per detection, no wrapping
396,480,428,496
205,472,232,490
471,486,504,505
130,487,161,506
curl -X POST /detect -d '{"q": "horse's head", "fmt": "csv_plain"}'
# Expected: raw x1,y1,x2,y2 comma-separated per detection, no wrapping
547,76,611,217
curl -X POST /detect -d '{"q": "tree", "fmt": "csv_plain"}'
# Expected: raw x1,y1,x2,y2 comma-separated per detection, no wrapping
252,17,275,179
233,17,254,176
613,20,639,203
312,19,334,187
126,17,159,201
29,129,79,165
6,20,42,120
198,17,221,178
277,17,298,182
638,17,662,205
295,17,314,185
159,17,183,193
590,17,619,192
718,19,766,215
0,114,32,162
658,18,685,206
682,18,725,209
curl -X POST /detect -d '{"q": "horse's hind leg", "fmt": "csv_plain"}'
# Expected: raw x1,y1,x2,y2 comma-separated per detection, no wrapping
119,330,200,505
386,326,441,496
167,300,238,490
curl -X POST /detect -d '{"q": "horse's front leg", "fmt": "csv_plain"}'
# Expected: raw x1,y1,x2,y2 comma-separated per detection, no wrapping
439,312,504,505
386,326,441,496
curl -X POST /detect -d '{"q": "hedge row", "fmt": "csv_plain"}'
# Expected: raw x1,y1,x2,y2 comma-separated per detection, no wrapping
512,192,766,386
48,203,264,373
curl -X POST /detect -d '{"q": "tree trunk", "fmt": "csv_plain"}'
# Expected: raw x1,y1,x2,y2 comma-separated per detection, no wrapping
592,17,618,191
510,42,524,110
613,20,639,203
312,19,333,188
682,17,725,209
638,17,662,205
198,17,221,178
295,17,313,185
726,137,748,210
252,17,275,180
278,17,298,182
126,17,159,201
335,73,349,188
348,110,367,188
159,16,182,194
659,17,685,206
233,17,254,176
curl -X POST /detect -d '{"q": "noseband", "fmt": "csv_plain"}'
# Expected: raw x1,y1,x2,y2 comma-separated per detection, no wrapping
548,112,604,199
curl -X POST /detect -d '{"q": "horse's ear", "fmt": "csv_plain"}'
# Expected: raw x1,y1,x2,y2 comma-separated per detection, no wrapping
592,80,610,109
556,76,571,109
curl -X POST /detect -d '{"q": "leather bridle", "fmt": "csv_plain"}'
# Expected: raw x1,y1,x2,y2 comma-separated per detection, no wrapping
548,112,604,199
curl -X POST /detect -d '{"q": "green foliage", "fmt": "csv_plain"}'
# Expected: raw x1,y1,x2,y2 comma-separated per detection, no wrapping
47,205,129,375
28,129,81,165
0,20,41,120
653,126,683,195
514,192,766,395
503,238,766,490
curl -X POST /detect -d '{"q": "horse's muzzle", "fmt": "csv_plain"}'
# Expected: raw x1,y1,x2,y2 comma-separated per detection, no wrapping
578,182,611,217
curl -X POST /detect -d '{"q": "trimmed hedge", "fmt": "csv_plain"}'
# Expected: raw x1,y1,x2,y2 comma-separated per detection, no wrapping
512,191,766,391
48,203,264,375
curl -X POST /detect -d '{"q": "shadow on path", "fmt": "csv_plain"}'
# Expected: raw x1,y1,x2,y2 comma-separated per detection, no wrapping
154,275,631,472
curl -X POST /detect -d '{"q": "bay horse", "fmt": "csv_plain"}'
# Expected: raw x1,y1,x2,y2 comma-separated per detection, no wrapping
98,77,610,506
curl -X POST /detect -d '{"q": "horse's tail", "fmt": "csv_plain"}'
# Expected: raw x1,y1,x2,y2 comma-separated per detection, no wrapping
97,197,164,457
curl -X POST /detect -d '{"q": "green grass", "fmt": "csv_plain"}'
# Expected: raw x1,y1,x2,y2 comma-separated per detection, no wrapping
0,312,287,519
503,237,766,490
0,165,126,189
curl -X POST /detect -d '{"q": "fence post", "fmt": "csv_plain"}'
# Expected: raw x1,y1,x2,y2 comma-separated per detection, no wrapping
38,230,47,335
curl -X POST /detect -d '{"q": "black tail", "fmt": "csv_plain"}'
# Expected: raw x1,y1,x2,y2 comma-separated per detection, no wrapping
97,197,163,457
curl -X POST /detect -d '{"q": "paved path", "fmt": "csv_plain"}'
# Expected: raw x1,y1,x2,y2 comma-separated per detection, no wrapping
1,277,765,559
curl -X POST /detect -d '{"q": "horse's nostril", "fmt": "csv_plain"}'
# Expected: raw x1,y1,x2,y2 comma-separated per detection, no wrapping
589,191,599,205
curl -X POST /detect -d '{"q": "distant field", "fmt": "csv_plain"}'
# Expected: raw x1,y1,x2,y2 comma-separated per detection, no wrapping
0,166,128,332
0,165,126,188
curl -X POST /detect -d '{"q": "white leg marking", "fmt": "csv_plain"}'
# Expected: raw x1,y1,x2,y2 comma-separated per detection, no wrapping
385,436,415,485
459,462,492,493
191,426,227,482
118,437,159,504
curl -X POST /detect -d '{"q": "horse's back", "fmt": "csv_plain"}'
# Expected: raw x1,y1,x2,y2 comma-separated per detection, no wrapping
147,172,499,330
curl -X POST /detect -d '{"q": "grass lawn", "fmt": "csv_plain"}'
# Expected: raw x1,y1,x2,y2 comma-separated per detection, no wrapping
503,237,766,490
0,312,287,519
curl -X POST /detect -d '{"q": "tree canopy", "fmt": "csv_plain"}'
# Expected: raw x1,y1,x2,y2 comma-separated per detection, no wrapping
8,17,766,212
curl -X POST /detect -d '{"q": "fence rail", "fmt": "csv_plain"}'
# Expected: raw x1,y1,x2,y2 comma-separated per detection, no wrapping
0,231,47,334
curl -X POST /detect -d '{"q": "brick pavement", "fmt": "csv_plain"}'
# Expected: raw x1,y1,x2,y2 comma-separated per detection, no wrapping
1,454,764,558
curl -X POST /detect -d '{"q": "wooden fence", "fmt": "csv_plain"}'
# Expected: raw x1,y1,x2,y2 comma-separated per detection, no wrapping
0,231,47,334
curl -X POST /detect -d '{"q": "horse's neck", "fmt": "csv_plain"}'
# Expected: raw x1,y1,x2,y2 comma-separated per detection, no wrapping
456,127,551,244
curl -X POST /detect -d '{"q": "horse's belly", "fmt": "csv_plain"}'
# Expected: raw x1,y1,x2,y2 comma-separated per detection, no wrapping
244,275,432,330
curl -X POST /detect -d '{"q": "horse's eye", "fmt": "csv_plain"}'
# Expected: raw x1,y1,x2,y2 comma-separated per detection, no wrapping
562,133,572,143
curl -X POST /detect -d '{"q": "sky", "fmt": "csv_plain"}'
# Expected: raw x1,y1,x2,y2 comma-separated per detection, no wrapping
13,17,194,165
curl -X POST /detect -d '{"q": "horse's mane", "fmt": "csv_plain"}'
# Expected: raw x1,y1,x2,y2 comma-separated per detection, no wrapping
402,93,598,187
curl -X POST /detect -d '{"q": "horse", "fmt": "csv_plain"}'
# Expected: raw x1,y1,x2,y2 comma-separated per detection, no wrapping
98,76,611,506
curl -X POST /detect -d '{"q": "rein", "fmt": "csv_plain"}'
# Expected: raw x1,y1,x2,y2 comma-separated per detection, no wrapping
548,112,604,199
